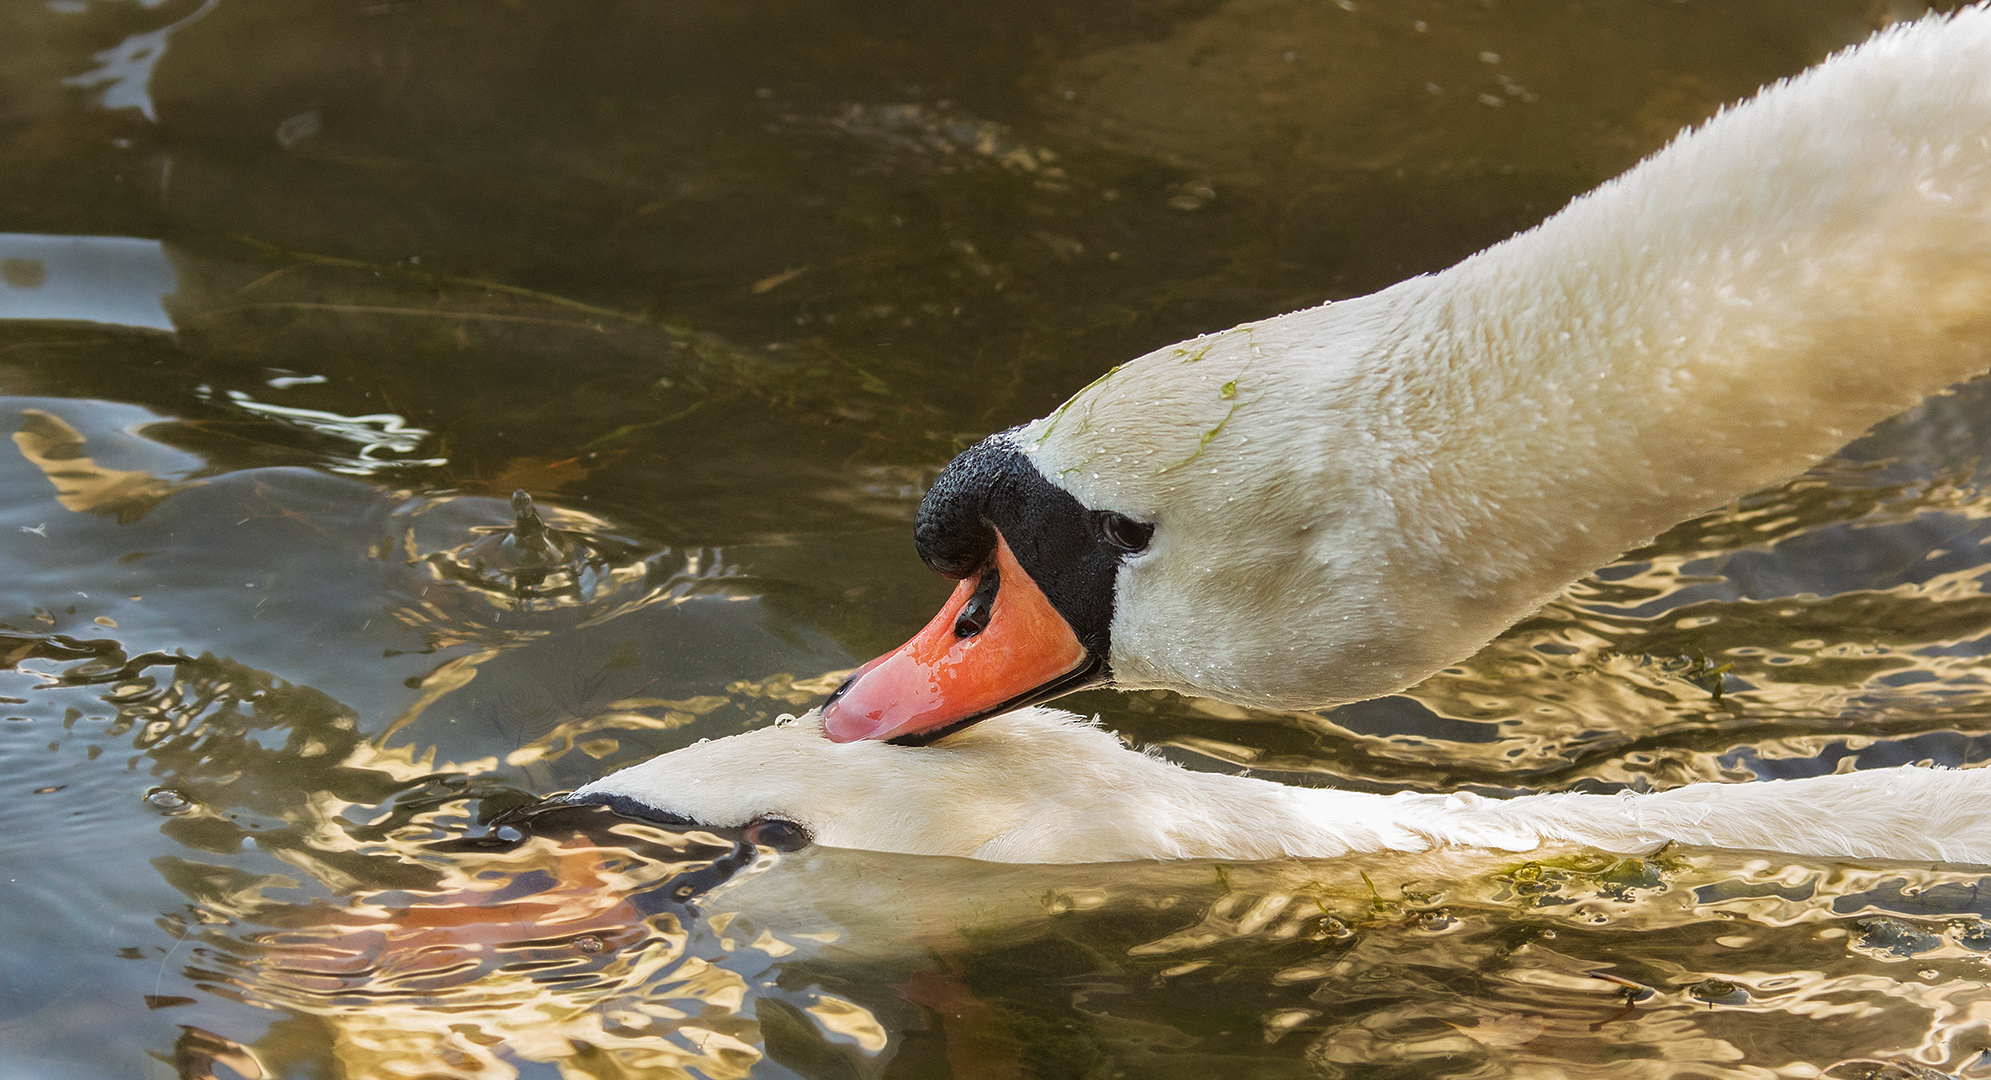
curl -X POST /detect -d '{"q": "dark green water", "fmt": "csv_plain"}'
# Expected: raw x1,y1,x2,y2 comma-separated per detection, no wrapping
4,1,1991,1077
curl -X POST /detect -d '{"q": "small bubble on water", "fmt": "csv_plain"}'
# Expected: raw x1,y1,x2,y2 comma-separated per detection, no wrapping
574,935,605,953
1415,909,1456,931
145,788,189,812
1686,977,1744,1004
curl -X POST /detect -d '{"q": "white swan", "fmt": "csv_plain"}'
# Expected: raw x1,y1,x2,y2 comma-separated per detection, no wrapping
571,708,1991,865
820,7,1991,743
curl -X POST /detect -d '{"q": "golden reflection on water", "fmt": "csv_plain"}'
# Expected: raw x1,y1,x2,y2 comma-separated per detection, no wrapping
174,793,903,1079
8,0,1991,1075
184,813,1991,1079
12,619,1991,1078
499,667,851,768
11,449,1988,1080
1399,456,1991,785
11,411,1991,1076
12,407,187,523
229,824,774,1080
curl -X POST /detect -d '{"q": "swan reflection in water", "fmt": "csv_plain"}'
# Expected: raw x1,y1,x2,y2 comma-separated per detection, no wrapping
175,791,1991,1080
139,669,1991,1080
216,809,783,1080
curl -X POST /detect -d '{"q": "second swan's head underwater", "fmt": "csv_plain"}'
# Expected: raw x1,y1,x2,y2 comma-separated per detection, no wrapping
562,707,1991,866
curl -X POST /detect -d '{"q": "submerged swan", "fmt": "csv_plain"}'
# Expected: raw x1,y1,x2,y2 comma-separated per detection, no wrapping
570,708,1991,865
822,7,1991,743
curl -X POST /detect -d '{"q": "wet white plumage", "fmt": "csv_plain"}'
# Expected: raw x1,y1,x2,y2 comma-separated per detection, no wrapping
1017,8,1991,710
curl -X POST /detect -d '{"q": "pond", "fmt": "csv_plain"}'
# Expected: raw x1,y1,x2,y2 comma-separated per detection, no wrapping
4,1,1990,1077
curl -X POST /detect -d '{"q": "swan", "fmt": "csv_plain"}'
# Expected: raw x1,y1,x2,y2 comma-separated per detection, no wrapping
820,7,1991,744
569,708,1991,865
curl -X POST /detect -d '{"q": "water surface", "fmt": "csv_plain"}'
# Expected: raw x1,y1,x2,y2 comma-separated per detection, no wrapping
3,1,1989,1077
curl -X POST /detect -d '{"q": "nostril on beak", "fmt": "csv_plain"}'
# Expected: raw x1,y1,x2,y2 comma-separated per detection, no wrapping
953,565,1001,638
824,675,856,707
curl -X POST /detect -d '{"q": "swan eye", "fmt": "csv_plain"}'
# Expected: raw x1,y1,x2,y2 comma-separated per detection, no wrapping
745,817,811,852
1093,511,1153,555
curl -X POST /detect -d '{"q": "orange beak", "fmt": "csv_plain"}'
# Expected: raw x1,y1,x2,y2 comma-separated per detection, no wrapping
822,534,1092,743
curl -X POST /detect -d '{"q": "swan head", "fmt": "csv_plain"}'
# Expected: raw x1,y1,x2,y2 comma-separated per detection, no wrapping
566,707,1303,863
823,295,1489,743
818,427,1125,743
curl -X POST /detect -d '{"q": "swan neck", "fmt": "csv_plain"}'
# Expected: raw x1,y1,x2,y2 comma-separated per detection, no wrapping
1369,41,1991,614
